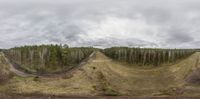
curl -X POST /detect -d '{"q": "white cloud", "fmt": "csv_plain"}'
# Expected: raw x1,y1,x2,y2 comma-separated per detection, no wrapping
80,15,159,43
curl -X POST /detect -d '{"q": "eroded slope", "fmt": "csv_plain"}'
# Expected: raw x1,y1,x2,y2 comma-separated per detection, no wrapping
1,52,200,96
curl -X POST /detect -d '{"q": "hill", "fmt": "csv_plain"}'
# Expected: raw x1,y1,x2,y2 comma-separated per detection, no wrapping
0,51,200,97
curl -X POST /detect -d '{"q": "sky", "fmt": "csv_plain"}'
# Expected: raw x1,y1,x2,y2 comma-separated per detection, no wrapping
0,0,200,48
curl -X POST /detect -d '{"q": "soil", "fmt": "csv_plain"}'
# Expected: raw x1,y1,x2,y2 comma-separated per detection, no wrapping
1,51,200,98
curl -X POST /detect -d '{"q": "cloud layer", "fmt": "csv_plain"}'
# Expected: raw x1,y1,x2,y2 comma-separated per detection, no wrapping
0,0,200,48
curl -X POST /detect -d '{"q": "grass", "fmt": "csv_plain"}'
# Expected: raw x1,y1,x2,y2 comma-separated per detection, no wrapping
0,52,12,83
0,51,200,96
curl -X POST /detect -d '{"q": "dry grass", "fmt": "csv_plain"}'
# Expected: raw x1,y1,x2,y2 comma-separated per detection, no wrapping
0,52,12,83
0,52,200,96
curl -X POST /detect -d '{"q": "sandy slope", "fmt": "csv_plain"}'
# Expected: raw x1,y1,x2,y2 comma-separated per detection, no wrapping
72,51,200,96
0,51,200,96
0,52,11,83
0,52,34,77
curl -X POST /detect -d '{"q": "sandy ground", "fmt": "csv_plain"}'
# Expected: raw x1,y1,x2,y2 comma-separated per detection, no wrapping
1,94,200,99
0,51,200,98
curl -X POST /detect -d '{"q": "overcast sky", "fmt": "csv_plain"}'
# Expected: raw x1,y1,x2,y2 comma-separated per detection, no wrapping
0,0,200,48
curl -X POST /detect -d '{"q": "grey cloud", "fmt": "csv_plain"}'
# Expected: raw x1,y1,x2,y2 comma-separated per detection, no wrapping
165,27,194,44
75,37,158,48
168,33,193,43
0,0,200,48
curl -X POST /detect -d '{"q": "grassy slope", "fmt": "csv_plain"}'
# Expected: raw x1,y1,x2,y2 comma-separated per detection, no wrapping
0,52,200,96
0,52,11,83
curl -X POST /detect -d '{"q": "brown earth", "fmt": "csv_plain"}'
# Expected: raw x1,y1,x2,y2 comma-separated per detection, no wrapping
0,51,200,98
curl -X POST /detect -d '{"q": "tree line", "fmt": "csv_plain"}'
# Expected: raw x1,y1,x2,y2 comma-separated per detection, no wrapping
4,45,94,73
103,47,195,66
